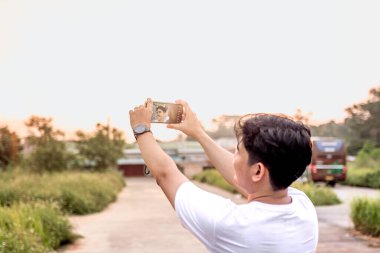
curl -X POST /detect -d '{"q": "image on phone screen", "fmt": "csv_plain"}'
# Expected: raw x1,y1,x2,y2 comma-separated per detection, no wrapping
151,102,183,124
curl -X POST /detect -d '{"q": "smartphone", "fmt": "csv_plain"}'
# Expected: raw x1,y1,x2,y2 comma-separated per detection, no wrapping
151,101,183,124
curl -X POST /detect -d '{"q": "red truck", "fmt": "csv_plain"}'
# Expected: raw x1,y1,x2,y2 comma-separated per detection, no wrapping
306,137,347,186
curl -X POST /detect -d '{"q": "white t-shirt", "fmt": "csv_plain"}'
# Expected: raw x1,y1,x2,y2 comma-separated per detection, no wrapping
175,182,318,253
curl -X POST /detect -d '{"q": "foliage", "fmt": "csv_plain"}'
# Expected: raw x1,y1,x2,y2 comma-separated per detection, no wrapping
351,197,380,237
192,169,238,194
304,86,380,155
24,116,75,172
184,86,380,156
309,121,349,140
192,170,340,205
344,86,380,154
186,115,239,141
76,123,125,171
0,170,126,215
354,142,380,169
0,126,21,169
293,108,313,125
0,170,124,252
291,182,341,206
344,166,380,189
0,202,75,253
343,143,380,188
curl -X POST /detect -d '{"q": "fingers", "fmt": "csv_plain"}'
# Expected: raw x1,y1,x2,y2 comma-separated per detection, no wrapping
129,99,153,127
167,122,181,130
175,99,192,121
167,124,175,129
145,98,153,109
175,99,190,112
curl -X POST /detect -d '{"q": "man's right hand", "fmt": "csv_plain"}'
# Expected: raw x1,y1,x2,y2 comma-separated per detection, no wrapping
167,100,205,140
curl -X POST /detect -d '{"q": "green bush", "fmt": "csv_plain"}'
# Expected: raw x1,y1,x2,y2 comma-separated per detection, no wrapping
0,169,125,214
291,182,341,206
343,142,380,189
0,170,125,252
0,202,76,253
351,197,380,237
57,172,124,214
192,169,341,206
192,169,238,194
344,166,380,189
354,142,380,169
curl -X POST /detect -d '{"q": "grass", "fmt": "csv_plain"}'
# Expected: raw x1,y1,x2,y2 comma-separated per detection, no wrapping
0,169,126,215
0,202,77,253
343,165,380,189
351,197,380,237
192,169,238,194
0,169,126,252
192,169,341,206
291,182,341,206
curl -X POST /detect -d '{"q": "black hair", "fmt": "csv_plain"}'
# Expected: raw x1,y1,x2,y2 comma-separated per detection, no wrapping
156,105,167,113
234,113,312,191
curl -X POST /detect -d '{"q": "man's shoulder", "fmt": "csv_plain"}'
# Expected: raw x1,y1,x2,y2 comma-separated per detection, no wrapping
289,186,308,198
288,187,316,210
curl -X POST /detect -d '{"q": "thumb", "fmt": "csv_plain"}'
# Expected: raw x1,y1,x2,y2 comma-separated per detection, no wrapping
167,123,181,130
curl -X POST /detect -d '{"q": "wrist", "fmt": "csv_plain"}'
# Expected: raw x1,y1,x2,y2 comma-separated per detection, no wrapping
135,131,152,140
192,128,208,141
133,124,151,140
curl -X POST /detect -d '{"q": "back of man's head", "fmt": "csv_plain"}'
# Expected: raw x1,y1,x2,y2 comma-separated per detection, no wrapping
234,113,312,191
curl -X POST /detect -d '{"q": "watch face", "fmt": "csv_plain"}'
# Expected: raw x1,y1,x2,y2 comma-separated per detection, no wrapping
134,124,149,134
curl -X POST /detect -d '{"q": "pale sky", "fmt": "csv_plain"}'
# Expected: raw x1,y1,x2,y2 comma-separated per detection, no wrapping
1,0,380,142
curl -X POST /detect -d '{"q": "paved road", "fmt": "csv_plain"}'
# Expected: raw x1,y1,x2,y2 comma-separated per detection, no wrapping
61,178,380,253
60,177,206,253
315,184,380,252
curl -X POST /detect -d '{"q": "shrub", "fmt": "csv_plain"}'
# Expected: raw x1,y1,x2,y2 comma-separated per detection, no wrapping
192,169,238,194
192,170,341,206
351,197,380,237
344,165,380,189
0,170,126,214
0,169,125,252
353,142,380,170
193,169,341,206
291,182,341,206
0,202,76,253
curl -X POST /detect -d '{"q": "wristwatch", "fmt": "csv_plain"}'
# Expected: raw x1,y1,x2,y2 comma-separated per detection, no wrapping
133,124,151,140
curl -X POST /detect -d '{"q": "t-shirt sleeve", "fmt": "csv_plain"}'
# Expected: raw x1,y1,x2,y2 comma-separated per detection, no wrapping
174,181,233,249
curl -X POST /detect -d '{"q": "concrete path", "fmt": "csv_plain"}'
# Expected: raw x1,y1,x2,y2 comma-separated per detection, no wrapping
316,185,380,252
60,177,207,253
61,177,380,253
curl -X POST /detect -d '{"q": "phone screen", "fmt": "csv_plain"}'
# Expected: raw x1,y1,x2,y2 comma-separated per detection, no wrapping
151,101,183,124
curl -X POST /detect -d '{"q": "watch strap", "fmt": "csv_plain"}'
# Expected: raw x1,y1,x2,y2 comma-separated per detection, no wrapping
134,130,151,140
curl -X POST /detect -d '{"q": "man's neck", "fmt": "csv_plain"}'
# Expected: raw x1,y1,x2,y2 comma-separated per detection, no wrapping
247,188,291,204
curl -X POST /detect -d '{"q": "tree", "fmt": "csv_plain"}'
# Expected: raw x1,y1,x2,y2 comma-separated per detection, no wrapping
0,126,21,169
25,116,72,172
293,108,312,125
344,86,380,153
76,123,125,171
206,115,240,139
309,121,349,139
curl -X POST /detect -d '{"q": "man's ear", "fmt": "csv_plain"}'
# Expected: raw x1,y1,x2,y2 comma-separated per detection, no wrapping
251,162,266,182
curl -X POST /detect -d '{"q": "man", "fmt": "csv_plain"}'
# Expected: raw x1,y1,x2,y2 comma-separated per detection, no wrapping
129,98,318,253
155,105,169,123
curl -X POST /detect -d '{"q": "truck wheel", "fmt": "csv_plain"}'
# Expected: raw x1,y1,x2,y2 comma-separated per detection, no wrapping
326,181,336,187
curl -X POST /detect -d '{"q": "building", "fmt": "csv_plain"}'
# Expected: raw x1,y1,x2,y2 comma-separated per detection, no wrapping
117,138,237,177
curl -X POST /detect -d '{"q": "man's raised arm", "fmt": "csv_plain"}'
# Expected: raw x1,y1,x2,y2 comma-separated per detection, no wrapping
168,100,247,197
129,99,188,208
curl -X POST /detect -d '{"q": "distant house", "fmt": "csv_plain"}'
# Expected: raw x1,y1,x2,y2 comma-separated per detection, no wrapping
117,149,146,176
117,138,237,177
118,145,185,177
